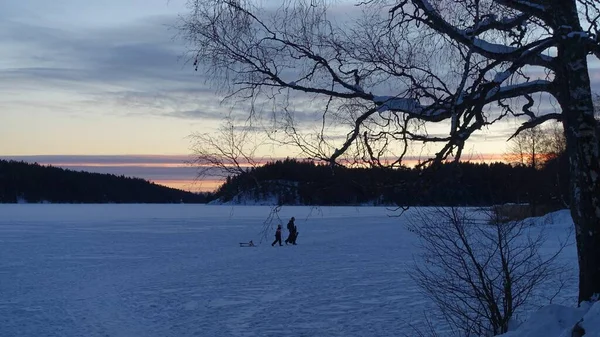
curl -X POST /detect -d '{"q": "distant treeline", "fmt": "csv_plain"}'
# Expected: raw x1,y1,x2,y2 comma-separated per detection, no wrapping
213,156,569,208
0,160,209,203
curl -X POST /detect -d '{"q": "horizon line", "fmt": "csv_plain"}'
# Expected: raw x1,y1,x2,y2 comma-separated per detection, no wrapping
1,153,510,165
1,153,513,193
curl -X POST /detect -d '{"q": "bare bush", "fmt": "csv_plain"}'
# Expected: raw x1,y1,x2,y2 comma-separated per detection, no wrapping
409,207,569,336
188,116,268,187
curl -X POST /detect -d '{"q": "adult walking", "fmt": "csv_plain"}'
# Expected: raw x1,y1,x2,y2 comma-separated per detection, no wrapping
285,217,298,245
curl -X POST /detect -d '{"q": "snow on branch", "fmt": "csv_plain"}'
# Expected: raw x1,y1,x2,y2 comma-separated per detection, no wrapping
496,0,546,11
471,38,518,55
493,70,512,84
494,0,548,18
366,80,553,129
463,13,530,36
404,0,555,68
373,96,422,114
488,80,554,101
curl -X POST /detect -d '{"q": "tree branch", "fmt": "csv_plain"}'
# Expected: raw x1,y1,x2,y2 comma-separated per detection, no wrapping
396,0,555,69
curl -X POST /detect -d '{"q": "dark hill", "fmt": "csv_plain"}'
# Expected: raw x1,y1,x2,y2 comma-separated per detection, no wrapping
0,160,208,203
213,157,569,208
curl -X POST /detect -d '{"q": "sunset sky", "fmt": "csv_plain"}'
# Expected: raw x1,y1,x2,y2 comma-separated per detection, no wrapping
1,1,599,192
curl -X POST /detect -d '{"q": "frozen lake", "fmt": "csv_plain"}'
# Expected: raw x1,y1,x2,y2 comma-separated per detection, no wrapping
0,204,578,337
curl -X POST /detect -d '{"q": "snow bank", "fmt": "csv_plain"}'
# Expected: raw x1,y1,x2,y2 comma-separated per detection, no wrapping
499,301,600,337
581,301,600,336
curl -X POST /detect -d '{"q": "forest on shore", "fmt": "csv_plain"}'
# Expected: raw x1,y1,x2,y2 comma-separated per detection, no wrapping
0,160,209,203
1,152,569,209
212,156,569,210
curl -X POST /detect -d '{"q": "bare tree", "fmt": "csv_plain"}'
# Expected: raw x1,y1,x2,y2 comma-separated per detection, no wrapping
180,0,600,303
188,116,268,187
409,207,569,336
506,126,545,169
540,123,567,163
190,117,307,205
506,123,566,169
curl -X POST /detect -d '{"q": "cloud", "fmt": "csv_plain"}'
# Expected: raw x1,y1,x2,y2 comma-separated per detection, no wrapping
1,13,311,123
2,154,193,165
1,18,187,80
1,1,599,160
0,13,231,121
93,89,230,121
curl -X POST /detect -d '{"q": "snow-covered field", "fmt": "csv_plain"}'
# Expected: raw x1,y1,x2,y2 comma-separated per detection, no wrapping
0,205,580,336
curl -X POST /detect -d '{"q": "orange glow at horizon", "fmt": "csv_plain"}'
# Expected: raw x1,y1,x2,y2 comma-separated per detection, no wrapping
151,154,510,193
37,153,511,169
152,179,224,193
48,162,191,168
339,153,510,168
44,162,264,169
23,153,514,194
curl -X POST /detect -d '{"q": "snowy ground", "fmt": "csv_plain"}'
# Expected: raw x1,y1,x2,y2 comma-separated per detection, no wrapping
0,205,579,337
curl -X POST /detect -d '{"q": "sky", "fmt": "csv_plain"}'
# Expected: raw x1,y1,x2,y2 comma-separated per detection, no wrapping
0,0,209,156
1,1,599,192
0,0,227,191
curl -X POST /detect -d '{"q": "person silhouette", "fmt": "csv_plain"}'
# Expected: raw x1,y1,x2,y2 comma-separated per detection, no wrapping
285,217,298,245
272,225,283,246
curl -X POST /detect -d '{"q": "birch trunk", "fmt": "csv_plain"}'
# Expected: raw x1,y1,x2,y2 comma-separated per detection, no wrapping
554,0,600,303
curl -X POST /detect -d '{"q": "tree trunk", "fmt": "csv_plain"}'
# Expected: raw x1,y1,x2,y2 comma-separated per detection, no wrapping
554,1,600,304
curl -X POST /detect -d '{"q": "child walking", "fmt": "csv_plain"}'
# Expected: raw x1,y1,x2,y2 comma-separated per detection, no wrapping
272,224,283,246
